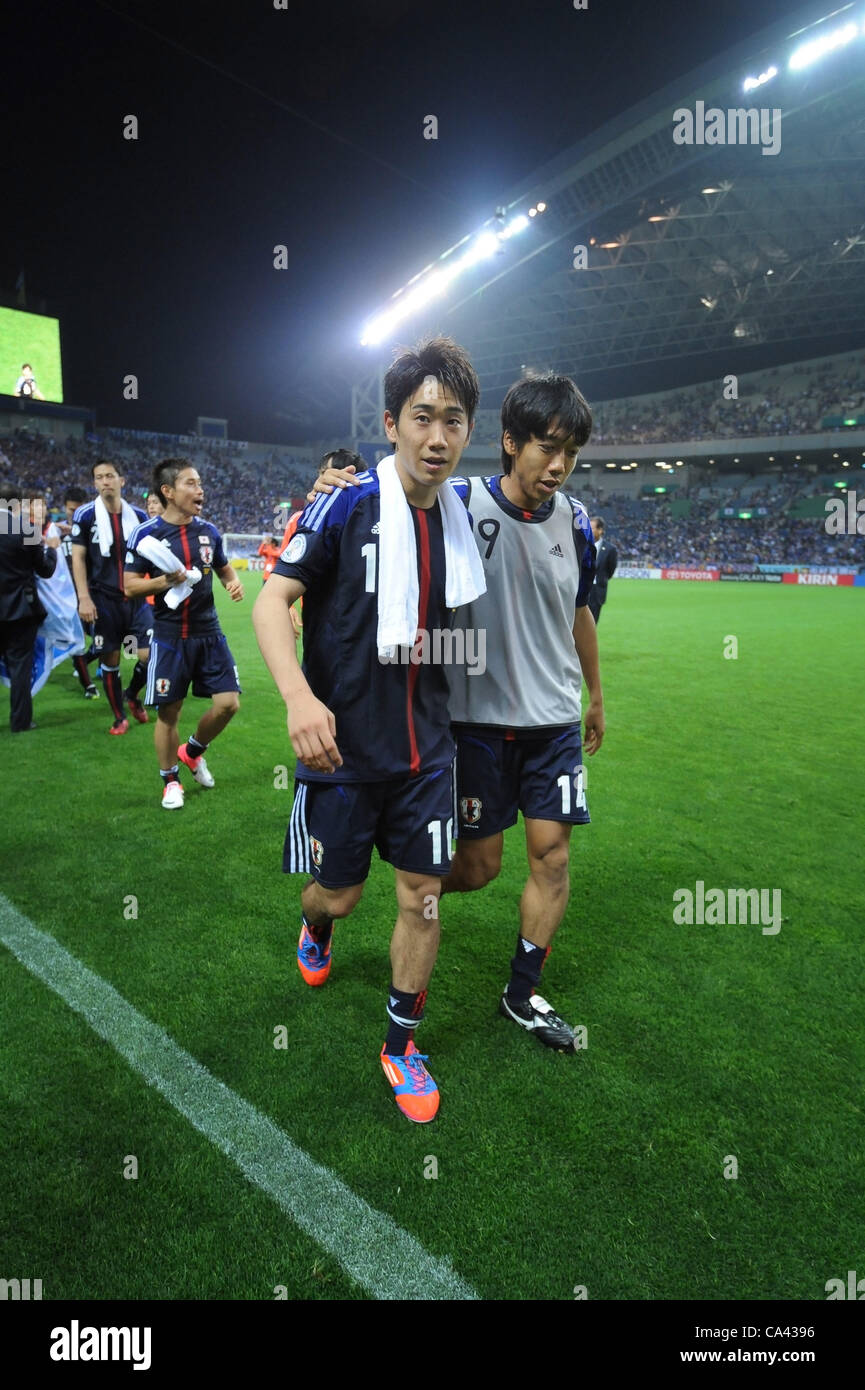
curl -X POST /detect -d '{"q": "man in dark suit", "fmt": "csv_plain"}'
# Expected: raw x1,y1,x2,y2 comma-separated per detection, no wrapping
0,484,58,732
588,516,617,625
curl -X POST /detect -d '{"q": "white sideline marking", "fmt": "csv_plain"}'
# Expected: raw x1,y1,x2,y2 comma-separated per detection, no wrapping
0,894,477,1301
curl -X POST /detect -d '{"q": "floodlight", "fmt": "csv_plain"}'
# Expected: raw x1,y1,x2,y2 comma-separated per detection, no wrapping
789,21,858,71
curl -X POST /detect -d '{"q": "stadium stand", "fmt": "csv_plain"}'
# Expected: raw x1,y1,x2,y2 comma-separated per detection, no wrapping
1,349,862,569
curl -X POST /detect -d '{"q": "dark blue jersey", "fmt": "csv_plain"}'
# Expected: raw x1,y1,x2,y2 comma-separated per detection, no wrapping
71,501,147,596
274,472,464,783
124,516,227,638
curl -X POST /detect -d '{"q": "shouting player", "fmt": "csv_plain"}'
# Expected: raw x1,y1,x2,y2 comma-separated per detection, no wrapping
253,338,485,1123
124,459,244,809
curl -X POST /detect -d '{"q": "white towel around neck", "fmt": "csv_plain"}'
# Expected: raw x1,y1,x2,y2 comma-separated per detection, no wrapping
95,495,141,558
376,454,486,659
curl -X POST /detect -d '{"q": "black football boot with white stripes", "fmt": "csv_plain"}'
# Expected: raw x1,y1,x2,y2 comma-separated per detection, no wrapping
499,990,577,1052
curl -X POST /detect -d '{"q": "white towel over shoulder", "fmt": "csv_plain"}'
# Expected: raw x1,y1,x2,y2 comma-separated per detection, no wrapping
135,533,202,610
95,495,141,557
376,454,486,659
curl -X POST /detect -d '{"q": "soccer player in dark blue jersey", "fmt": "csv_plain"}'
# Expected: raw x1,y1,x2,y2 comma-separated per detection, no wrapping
70,461,150,732
124,459,244,809
253,337,483,1124
59,486,99,698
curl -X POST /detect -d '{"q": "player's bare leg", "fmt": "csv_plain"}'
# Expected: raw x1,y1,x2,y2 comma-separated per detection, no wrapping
177,692,240,789
155,699,184,767
519,818,573,949
440,833,503,894
381,871,443,1122
500,818,577,1052
302,879,364,925
390,871,441,993
191,690,239,746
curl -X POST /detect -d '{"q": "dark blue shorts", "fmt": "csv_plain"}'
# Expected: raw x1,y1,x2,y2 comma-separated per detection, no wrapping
91,593,152,655
135,605,155,649
284,764,456,887
144,630,240,706
454,726,590,839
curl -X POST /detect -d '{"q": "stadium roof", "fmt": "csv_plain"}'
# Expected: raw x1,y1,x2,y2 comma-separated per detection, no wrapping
441,3,865,395
282,3,865,434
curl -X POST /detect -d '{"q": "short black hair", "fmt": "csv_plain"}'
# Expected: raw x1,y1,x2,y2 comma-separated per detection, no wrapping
91,457,122,480
384,335,479,426
318,447,364,477
152,457,193,507
500,374,593,474
21,363,32,371
592,515,605,531
65,486,88,505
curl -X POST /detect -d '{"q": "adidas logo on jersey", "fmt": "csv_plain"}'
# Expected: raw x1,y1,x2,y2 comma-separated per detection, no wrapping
371,522,380,534
549,543,564,557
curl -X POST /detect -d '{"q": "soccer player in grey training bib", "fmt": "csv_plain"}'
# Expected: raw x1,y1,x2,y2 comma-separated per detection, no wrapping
441,375,604,1052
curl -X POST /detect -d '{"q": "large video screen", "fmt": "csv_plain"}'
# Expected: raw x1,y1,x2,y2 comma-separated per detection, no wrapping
0,306,63,403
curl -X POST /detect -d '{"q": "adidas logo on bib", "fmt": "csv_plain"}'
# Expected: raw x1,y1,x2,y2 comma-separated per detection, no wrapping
549,543,564,557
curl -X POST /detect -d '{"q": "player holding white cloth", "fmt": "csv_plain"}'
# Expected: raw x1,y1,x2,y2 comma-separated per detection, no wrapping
124,459,244,809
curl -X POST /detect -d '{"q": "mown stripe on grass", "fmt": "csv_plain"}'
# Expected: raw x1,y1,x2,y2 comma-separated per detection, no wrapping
0,893,477,1302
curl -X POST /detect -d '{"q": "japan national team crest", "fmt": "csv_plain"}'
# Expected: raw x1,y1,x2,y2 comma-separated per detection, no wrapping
310,836,324,868
199,539,213,564
460,796,482,825
156,678,171,695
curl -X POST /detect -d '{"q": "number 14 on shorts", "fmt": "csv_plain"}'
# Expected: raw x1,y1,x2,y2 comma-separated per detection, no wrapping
558,765,587,815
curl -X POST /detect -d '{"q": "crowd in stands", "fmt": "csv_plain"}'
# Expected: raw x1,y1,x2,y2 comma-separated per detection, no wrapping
564,471,863,568
568,487,862,568
590,352,865,444
0,430,314,534
3,342,860,583
610,506,860,568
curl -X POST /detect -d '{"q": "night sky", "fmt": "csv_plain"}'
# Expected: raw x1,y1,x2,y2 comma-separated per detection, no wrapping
3,0,805,442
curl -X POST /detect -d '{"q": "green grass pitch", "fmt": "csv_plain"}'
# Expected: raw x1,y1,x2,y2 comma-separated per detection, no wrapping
1,578,862,1300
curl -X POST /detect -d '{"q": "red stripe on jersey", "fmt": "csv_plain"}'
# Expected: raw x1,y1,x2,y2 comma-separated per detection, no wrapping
406,509,431,776
178,525,192,638
111,512,124,591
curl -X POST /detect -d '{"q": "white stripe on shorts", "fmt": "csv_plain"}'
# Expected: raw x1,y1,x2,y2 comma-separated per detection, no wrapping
145,640,158,705
289,782,311,873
